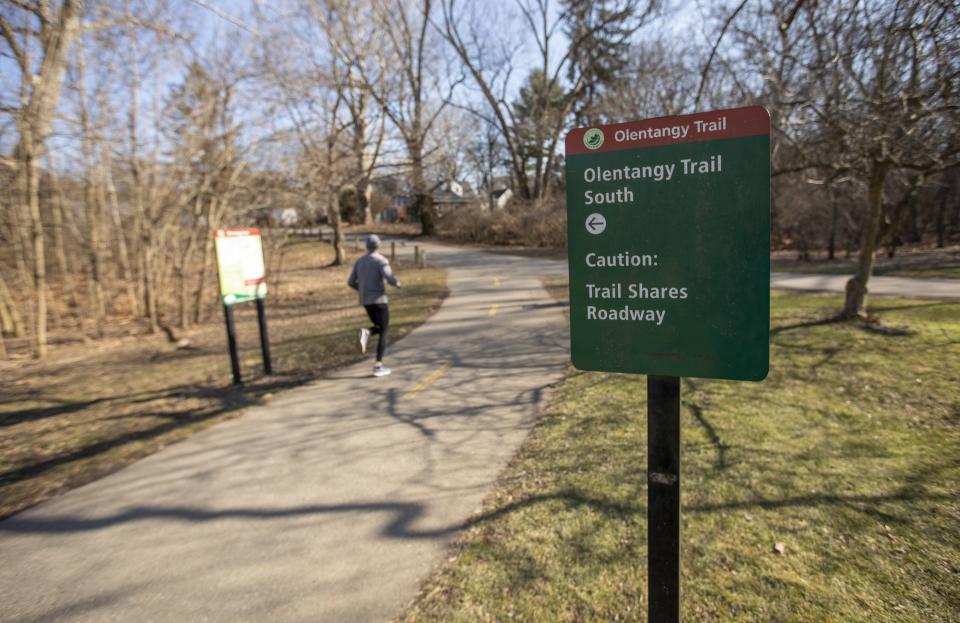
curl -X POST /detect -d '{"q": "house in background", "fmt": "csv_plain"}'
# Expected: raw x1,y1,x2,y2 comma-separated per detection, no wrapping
270,207,300,226
491,187,512,210
382,178,479,222
487,175,513,210
431,179,477,216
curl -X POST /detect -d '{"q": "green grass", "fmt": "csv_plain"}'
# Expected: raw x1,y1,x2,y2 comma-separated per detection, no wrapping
0,241,447,519
400,287,960,622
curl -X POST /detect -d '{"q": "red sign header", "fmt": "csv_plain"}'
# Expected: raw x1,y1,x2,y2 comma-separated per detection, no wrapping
216,228,261,238
565,106,769,156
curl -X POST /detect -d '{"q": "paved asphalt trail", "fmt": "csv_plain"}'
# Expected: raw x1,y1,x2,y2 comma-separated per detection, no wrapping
0,243,568,623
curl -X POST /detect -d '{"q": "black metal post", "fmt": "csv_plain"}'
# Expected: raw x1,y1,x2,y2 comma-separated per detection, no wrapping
255,297,272,375
648,375,681,622
223,303,242,385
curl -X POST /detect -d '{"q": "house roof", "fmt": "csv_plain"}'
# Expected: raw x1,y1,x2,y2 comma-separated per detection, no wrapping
432,190,474,205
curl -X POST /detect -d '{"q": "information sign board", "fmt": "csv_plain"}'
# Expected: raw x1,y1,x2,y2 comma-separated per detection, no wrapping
565,106,770,381
214,228,267,305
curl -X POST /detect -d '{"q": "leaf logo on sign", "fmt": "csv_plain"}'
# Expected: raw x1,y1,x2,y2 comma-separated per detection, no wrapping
583,128,604,150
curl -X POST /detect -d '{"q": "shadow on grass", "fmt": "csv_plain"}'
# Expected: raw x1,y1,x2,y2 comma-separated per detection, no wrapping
0,397,111,427
682,378,728,470
770,315,844,336
686,488,953,521
0,375,306,495
771,314,920,339
5,479,951,539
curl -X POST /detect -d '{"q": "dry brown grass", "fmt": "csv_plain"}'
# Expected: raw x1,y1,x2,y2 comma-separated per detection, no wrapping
0,238,447,519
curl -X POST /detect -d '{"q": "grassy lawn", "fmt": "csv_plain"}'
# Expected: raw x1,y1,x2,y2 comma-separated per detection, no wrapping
399,284,959,622
0,239,447,519
772,246,960,280
771,262,960,280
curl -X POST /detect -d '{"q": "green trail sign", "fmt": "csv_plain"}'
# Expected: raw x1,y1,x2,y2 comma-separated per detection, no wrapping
565,106,770,381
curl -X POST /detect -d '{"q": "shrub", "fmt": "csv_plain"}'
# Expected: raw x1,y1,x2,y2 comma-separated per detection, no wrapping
436,198,567,247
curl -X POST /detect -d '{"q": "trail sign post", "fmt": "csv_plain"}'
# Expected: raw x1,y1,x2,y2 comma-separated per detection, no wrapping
214,228,272,384
565,106,770,622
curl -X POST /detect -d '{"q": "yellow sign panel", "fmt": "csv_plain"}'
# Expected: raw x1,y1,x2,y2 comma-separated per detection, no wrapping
215,228,267,305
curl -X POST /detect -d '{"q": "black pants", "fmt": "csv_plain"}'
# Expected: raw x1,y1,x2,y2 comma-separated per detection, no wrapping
364,304,390,361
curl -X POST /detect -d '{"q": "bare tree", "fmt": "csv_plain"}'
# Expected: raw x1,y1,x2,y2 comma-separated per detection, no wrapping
441,0,660,201
324,0,458,234
72,40,108,335
1,0,84,356
258,1,362,264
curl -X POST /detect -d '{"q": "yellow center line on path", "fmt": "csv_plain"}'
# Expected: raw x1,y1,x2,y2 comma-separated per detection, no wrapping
489,304,499,317
403,362,451,400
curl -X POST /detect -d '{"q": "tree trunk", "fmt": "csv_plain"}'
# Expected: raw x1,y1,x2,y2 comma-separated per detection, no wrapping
81,145,106,336
351,101,374,225
842,162,889,319
0,269,24,338
417,193,436,236
176,242,192,330
324,129,347,265
48,162,83,325
126,17,159,334
908,202,920,244
13,159,32,289
410,145,437,236
936,190,947,248
827,183,838,260
193,197,220,324
193,240,213,325
770,193,782,250
827,201,838,260
85,183,106,337
76,42,106,335
102,158,139,315
21,138,47,359
142,232,159,333
329,199,347,265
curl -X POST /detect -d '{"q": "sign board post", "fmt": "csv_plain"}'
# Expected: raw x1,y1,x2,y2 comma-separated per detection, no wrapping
255,298,272,375
223,303,242,385
214,228,272,384
565,106,770,622
647,375,681,621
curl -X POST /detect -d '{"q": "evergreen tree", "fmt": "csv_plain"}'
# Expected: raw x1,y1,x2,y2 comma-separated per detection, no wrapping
563,0,653,126
511,70,568,189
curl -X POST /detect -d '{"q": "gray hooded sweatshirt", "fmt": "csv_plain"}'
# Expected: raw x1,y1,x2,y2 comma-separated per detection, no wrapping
348,251,399,305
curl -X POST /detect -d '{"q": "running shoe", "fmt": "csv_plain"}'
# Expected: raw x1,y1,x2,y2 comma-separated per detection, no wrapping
372,366,391,377
358,328,370,353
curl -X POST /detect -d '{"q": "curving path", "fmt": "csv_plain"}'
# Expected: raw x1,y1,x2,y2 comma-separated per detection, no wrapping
0,242,569,623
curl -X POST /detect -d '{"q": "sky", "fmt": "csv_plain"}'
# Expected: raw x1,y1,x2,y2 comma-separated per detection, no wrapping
0,0,722,179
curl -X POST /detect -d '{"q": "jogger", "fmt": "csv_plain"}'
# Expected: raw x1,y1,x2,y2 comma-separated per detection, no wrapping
348,235,400,377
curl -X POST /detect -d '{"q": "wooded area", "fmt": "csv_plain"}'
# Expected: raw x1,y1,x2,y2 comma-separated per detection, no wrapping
1,0,958,358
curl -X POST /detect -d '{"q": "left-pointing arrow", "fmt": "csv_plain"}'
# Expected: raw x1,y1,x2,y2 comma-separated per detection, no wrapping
585,212,606,234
